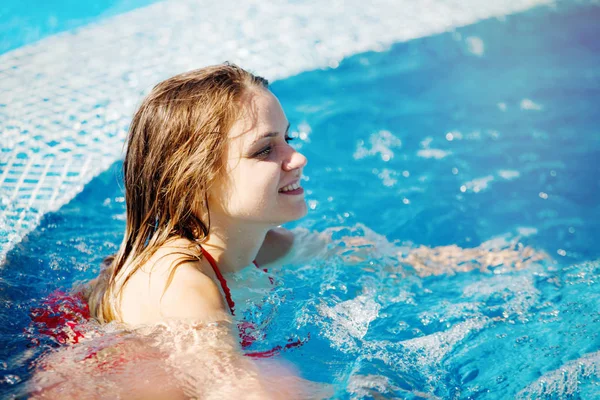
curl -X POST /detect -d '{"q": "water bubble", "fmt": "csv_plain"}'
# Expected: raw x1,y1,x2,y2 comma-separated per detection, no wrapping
520,99,543,111
1,374,21,385
417,148,450,159
465,36,485,56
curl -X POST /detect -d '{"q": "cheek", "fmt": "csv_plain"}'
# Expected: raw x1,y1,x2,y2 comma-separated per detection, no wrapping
227,164,280,208
237,166,278,193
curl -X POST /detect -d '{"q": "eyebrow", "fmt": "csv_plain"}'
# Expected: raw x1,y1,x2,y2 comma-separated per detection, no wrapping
251,122,291,146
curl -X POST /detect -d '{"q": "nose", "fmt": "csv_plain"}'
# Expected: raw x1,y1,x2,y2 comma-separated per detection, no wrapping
282,147,307,172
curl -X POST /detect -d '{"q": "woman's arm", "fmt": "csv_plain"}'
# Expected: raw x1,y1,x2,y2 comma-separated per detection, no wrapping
254,227,296,267
398,242,547,276
254,227,331,268
255,224,548,276
31,260,313,399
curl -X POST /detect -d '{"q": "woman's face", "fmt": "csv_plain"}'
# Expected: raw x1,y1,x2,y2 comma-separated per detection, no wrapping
208,88,308,226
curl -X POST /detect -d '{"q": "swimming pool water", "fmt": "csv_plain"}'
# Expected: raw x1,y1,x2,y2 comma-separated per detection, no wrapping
1,1,600,398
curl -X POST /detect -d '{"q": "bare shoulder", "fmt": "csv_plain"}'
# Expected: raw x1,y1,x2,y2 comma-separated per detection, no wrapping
158,260,229,322
119,246,229,325
254,227,295,267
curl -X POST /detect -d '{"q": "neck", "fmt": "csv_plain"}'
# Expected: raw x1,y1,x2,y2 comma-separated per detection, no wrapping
201,217,271,274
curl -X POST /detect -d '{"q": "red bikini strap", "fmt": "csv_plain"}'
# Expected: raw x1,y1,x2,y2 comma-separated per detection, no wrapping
201,247,236,316
253,260,274,285
244,335,308,359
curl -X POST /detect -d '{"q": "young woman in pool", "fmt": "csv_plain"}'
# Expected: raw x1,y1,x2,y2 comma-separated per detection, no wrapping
30,63,317,399
86,63,307,328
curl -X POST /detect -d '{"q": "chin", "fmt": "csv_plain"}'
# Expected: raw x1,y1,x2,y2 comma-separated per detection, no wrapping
273,203,308,225
290,203,309,220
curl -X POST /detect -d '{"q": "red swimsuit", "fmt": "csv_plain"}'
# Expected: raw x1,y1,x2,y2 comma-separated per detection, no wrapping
200,247,305,358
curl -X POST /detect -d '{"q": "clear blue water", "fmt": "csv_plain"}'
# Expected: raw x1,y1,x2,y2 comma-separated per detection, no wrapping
2,1,600,398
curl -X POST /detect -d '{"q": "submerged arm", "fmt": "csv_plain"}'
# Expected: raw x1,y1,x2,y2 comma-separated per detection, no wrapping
31,260,314,399
397,242,548,276
255,224,548,276
254,227,330,269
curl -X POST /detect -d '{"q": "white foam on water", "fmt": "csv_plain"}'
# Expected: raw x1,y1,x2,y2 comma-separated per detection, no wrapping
520,98,544,111
418,135,451,159
400,317,490,365
317,295,381,351
517,226,538,237
0,0,552,263
461,168,526,193
516,351,600,399
353,317,490,394
497,169,521,180
465,36,485,56
417,148,451,160
347,374,395,398
463,274,540,321
353,130,402,162
376,168,399,187
460,174,495,193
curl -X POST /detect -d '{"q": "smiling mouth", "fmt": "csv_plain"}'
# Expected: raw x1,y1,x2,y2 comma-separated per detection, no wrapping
278,181,304,195
279,181,301,193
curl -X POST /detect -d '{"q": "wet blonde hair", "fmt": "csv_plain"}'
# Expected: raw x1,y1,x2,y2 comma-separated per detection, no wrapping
85,63,268,323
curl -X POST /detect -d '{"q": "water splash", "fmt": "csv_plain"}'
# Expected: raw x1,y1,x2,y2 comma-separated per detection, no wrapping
516,351,600,399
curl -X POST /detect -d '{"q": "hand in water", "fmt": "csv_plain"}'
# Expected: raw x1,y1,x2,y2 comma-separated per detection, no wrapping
297,223,547,275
